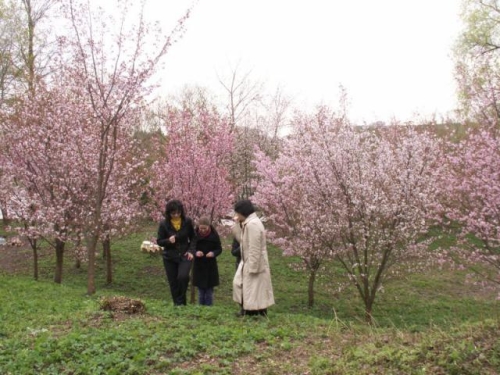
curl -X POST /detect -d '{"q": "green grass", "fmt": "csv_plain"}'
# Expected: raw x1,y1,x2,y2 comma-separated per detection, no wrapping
0,222,499,374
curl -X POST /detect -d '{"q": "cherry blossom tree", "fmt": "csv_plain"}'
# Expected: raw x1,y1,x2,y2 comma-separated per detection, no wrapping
2,61,151,287
1,0,191,293
99,147,146,284
0,0,57,224
56,0,191,294
445,128,500,295
150,102,235,223
252,110,339,307
254,107,446,323
2,82,92,283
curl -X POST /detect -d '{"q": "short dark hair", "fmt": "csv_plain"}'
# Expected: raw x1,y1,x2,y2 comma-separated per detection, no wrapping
234,199,255,218
165,199,186,220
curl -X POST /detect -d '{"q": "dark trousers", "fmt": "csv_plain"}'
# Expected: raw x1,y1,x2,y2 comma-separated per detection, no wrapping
197,287,214,306
163,258,192,306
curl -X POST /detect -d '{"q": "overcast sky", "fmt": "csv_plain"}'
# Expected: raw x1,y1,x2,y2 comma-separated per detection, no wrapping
143,0,463,124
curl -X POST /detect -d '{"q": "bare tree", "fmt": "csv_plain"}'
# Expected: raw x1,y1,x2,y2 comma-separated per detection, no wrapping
217,61,263,132
18,0,57,94
0,1,18,106
263,85,292,140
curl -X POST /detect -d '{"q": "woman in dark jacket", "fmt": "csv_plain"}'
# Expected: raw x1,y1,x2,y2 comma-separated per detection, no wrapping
192,216,222,306
157,200,195,306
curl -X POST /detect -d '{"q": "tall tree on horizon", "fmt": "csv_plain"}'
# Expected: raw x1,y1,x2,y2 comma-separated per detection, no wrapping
455,0,500,128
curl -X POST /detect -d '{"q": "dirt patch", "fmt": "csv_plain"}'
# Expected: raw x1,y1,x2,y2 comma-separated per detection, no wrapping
99,296,146,321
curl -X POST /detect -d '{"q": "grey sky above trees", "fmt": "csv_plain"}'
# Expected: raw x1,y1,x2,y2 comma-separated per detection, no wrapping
145,0,463,124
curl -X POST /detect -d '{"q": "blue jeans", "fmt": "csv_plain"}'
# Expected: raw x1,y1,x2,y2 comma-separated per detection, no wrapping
198,287,214,306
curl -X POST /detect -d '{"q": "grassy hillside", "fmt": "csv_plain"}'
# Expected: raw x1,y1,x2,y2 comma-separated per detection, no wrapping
0,222,498,374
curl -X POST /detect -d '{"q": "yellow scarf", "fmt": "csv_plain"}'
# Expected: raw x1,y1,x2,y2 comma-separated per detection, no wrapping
170,217,182,231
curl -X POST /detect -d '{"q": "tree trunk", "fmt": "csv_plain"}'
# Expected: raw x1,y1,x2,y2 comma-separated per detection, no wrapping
365,306,373,325
364,294,375,325
308,269,316,308
54,238,65,284
29,238,38,280
25,224,38,280
75,237,82,268
26,0,36,94
103,236,112,284
86,234,98,295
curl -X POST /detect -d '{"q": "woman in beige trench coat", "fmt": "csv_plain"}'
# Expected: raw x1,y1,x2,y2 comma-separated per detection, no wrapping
232,200,275,316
